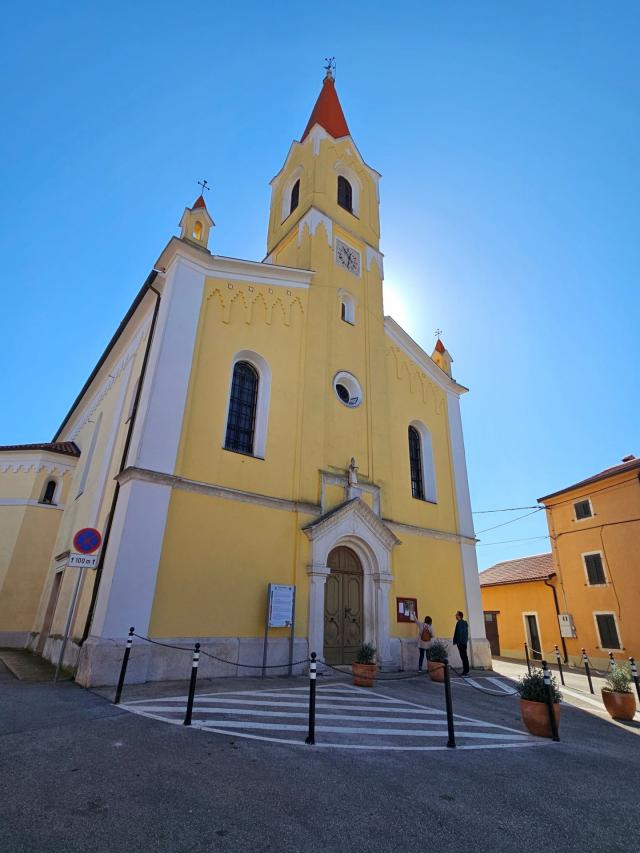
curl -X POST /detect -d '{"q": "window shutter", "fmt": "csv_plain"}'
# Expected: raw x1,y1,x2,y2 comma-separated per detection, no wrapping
585,554,605,585
596,614,620,649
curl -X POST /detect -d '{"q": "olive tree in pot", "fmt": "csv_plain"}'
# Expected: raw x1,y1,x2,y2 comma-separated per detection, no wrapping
352,642,377,687
517,669,561,737
602,663,637,720
427,639,448,682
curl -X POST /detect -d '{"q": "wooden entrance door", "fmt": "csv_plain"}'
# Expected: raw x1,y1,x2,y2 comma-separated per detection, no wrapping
324,547,363,665
525,614,542,660
483,611,500,657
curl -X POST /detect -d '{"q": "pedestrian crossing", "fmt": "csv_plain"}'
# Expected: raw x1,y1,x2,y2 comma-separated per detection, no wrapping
120,682,542,751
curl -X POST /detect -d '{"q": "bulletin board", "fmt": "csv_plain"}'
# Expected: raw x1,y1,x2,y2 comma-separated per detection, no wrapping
396,597,417,623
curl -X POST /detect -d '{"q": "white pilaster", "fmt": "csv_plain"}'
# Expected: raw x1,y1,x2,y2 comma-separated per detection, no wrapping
307,568,329,658
374,575,393,667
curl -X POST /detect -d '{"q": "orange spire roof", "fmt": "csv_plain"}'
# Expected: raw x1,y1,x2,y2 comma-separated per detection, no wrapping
192,195,207,210
301,75,350,142
435,338,446,354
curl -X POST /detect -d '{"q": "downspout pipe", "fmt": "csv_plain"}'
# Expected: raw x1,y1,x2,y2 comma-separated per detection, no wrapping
544,575,568,663
80,276,162,643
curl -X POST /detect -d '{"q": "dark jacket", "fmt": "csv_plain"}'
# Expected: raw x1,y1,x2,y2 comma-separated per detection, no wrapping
453,619,469,646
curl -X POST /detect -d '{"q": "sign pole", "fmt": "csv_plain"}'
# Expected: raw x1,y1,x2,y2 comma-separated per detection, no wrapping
261,584,271,679
54,565,84,684
288,586,297,678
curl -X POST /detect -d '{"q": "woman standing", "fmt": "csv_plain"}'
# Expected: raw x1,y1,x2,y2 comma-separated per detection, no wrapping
411,613,435,672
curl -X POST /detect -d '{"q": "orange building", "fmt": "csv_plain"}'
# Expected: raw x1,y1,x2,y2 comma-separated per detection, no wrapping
480,455,640,669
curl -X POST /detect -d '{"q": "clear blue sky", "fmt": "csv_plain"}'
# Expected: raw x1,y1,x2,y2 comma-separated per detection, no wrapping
1,3,638,569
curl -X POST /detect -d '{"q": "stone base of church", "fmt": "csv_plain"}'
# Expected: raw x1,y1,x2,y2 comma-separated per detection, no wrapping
0,631,30,648
397,636,492,672
73,635,311,687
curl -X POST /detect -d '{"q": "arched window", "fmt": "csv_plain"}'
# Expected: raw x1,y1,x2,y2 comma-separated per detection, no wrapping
290,179,300,214
337,175,353,213
408,426,425,500
224,361,259,455
408,421,437,503
193,221,203,241
339,292,355,324
40,479,57,505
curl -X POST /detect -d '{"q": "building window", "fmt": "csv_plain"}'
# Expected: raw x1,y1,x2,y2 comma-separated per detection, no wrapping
290,179,300,214
584,553,606,585
339,292,355,324
224,361,259,455
574,499,592,520
337,175,353,213
333,371,363,408
193,221,203,241
595,613,621,649
408,426,425,500
40,479,57,505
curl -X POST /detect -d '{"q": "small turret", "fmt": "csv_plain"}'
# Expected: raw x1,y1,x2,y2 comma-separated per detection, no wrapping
179,191,214,251
431,337,453,377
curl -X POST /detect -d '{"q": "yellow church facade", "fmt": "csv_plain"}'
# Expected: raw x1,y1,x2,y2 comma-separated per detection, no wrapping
0,72,489,684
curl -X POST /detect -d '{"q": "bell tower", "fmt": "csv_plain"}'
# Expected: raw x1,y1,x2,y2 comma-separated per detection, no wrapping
179,192,214,251
266,66,382,265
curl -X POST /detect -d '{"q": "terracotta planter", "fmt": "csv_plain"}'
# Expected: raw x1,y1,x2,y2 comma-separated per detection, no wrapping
520,698,560,738
352,663,376,687
427,660,446,683
602,689,636,721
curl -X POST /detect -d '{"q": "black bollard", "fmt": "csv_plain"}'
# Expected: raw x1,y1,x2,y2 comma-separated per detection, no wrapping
581,648,594,695
443,659,456,749
524,641,531,675
608,652,616,671
630,657,640,703
183,643,201,726
305,652,317,745
554,645,565,686
542,660,560,742
114,627,135,705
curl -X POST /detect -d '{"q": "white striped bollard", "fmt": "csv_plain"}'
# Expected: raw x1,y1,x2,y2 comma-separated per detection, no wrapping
630,657,640,703
114,627,135,705
183,643,201,726
554,645,565,686
581,648,594,694
443,659,456,749
542,660,560,741
305,652,317,745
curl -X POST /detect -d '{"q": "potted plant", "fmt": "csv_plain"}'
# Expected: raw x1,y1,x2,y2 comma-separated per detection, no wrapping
516,669,561,737
352,642,377,687
427,640,448,683
602,662,637,721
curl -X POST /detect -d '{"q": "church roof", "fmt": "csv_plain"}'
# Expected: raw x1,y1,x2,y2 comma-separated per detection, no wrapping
301,75,350,142
435,338,446,354
0,441,80,457
192,195,207,210
479,553,555,587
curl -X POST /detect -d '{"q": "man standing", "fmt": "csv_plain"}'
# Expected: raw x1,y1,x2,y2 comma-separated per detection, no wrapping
453,610,470,676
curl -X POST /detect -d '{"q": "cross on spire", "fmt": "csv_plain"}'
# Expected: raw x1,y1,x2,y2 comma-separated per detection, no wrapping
435,328,443,338
324,57,336,79
198,179,210,193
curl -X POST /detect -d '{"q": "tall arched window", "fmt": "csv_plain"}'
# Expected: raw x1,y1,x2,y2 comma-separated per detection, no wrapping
408,426,425,500
290,179,300,214
224,361,259,455
337,175,353,213
40,479,57,505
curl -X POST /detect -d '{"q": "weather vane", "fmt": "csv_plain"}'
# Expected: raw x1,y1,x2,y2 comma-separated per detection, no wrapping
197,179,210,193
324,57,336,79
435,328,443,338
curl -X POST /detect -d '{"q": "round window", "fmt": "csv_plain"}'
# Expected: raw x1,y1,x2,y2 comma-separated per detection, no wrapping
333,371,363,408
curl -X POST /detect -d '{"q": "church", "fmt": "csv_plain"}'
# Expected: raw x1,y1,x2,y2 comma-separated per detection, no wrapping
0,69,490,684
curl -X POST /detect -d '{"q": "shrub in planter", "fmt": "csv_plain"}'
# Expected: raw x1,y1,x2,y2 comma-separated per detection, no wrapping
352,642,377,687
516,669,561,738
602,663,636,721
427,639,448,683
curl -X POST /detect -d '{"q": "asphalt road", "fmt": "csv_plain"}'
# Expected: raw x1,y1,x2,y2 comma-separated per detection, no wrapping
2,661,639,853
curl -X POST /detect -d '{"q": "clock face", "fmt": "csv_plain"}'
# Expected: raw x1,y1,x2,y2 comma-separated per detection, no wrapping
335,239,361,276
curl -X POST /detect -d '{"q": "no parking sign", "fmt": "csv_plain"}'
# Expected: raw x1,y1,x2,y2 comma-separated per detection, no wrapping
72,527,102,554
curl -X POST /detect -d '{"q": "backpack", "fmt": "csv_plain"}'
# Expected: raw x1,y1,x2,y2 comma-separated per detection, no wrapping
421,623,432,642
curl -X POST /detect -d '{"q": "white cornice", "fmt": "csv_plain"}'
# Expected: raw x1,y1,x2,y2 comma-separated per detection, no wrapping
384,317,469,397
158,238,313,289
0,453,77,475
0,499,65,510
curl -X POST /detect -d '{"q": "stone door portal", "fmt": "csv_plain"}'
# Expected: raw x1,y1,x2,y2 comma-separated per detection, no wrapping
324,546,363,665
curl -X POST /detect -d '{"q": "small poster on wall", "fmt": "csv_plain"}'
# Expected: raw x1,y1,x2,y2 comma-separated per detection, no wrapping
396,597,417,623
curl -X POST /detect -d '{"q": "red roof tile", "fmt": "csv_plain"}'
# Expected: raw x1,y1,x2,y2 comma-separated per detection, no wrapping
479,553,554,587
539,456,640,502
0,441,80,457
192,195,207,210
435,338,445,354
301,76,350,142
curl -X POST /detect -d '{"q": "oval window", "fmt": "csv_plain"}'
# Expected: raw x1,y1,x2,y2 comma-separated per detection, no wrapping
333,372,363,408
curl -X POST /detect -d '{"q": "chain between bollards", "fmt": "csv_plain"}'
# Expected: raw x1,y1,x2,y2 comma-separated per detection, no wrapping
183,643,201,726
630,657,640,703
542,660,560,742
581,648,595,695
305,652,317,745
524,641,531,675
443,658,456,748
114,627,135,705
554,645,565,686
